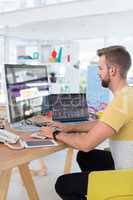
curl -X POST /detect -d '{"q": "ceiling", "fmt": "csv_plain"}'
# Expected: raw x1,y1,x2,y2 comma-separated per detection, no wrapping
0,0,78,13
0,0,133,40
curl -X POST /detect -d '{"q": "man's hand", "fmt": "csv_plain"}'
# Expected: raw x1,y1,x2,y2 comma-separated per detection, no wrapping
31,121,67,140
39,127,54,139
47,121,67,132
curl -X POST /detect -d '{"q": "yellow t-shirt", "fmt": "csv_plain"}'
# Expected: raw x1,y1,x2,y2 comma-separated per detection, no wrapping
100,86,133,141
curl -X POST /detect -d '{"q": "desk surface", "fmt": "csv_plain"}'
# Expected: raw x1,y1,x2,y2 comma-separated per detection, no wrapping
0,127,74,200
0,130,67,171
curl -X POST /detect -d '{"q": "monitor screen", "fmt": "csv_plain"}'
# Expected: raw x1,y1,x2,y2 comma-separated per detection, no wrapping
5,64,49,123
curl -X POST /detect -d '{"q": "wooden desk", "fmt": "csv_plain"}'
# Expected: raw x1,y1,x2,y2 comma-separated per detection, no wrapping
0,131,74,200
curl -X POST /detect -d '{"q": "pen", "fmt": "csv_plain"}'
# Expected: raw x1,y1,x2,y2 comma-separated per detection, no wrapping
30,133,49,140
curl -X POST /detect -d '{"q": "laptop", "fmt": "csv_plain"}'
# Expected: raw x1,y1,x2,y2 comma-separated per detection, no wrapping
49,93,89,123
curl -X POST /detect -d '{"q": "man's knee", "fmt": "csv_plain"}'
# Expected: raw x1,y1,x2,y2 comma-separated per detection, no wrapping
76,151,85,165
76,150,96,165
55,174,67,196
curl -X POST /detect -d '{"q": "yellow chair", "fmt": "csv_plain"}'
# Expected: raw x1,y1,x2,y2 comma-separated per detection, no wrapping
87,169,133,200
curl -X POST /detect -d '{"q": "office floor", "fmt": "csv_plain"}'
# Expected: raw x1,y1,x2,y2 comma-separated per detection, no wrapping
7,149,80,200
7,141,108,200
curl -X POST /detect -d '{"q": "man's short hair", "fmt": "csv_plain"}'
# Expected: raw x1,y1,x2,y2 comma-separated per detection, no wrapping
97,45,132,78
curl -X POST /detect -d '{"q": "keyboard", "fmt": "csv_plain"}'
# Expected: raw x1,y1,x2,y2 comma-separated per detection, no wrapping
26,115,51,127
12,121,40,133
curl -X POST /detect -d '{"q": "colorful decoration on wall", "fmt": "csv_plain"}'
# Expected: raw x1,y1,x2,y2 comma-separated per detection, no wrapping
49,47,63,63
17,52,39,60
49,49,57,62
56,47,62,63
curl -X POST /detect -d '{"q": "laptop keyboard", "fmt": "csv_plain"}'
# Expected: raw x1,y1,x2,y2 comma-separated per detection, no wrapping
12,121,40,133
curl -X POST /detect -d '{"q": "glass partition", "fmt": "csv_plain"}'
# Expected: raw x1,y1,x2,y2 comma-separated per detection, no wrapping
0,35,133,104
0,36,5,103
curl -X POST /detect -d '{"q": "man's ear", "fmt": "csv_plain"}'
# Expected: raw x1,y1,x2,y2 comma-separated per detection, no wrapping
109,65,117,76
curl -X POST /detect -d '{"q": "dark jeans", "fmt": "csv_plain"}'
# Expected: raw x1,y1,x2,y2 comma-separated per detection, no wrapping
55,149,115,200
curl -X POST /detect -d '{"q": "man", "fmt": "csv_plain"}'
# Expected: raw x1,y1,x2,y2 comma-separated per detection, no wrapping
40,45,133,200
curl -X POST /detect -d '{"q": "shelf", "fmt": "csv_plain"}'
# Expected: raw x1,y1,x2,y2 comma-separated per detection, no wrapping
42,62,71,66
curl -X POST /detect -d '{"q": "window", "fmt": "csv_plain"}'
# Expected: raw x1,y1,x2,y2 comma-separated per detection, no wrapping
0,0,78,13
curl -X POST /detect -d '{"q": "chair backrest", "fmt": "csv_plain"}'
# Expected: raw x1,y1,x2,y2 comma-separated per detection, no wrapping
87,169,133,200
107,196,133,200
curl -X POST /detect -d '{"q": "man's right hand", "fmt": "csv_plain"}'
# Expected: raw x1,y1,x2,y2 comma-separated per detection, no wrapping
47,121,67,132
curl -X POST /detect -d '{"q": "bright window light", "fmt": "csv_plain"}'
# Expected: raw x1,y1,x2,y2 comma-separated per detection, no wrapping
0,0,78,13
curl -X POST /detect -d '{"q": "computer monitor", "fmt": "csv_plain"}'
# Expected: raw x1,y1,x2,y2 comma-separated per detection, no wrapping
4,64,49,123
49,93,89,122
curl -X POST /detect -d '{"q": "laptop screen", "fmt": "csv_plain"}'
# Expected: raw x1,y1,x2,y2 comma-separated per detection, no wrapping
49,93,89,122
4,64,49,123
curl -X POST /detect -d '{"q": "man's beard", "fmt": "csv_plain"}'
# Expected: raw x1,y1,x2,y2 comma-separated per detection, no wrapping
101,78,110,88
